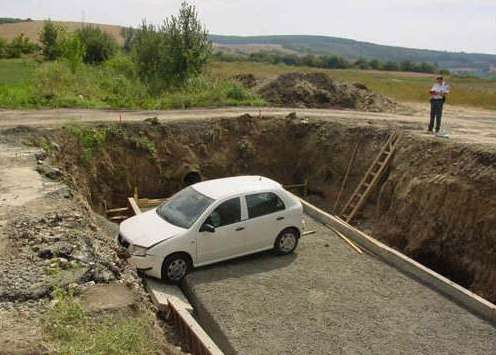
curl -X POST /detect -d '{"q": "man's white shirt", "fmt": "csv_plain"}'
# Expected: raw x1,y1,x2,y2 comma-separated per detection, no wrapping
431,82,450,100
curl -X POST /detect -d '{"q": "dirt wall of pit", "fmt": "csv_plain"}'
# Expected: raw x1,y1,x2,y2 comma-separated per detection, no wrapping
43,114,496,303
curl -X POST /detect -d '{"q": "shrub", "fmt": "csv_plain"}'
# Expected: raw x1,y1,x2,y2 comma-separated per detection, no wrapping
104,54,138,80
40,20,65,60
76,25,117,64
61,34,85,73
0,38,7,58
5,33,39,58
132,2,212,92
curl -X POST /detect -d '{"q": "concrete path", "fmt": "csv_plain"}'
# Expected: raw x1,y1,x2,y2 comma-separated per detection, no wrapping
184,217,496,355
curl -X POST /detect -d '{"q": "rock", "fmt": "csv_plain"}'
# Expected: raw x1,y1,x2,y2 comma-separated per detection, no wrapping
144,117,159,125
37,248,53,259
34,151,47,161
35,165,62,180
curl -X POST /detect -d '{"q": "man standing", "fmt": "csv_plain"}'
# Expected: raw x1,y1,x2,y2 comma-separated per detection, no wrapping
428,76,450,134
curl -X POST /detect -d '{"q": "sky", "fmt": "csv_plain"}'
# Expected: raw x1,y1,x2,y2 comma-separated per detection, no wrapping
2,0,496,54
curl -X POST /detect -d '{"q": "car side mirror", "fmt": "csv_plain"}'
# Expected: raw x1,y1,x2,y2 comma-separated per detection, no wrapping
200,223,215,233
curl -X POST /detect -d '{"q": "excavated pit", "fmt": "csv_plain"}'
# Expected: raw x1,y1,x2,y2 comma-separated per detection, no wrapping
46,114,496,304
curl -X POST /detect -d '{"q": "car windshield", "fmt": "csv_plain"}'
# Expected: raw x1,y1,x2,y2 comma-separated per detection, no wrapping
156,187,214,229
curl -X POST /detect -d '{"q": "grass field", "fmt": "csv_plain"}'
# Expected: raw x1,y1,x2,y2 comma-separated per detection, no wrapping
209,61,496,110
1,58,495,110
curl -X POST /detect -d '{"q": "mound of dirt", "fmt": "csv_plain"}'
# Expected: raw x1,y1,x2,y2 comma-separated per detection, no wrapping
259,72,398,112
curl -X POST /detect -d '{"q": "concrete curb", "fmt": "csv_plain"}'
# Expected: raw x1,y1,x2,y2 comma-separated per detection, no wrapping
300,198,496,324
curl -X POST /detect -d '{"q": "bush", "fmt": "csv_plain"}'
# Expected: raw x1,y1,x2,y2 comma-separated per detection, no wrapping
0,38,7,58
76,25,117,64
40,20,65,60
104,54,138,80
132,2,212,92
61,34,85,73
5,33,39,58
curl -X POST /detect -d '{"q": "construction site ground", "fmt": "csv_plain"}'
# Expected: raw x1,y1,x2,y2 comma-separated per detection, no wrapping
0,103,495,146
185,217,496,355
1,103,495,354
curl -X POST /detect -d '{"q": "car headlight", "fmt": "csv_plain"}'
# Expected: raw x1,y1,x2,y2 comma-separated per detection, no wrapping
129,244,148,257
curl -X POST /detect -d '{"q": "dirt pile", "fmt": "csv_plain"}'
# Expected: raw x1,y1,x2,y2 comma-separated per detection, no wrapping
259,72,398,112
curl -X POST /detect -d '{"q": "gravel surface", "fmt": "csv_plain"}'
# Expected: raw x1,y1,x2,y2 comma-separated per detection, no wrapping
185,217,496,355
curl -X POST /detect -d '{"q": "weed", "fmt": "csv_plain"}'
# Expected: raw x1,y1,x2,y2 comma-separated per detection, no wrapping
43,289,164,354
65,124,108,164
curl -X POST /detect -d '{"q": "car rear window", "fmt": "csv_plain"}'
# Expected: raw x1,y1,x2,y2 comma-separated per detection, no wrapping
246,192,285,219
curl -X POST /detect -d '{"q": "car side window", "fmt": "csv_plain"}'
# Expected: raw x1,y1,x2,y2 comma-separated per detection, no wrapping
206,197,241,228
246,192,285,219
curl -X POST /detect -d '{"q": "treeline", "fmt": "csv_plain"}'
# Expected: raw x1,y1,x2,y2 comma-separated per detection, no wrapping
0,18,32,24
214,51,448,74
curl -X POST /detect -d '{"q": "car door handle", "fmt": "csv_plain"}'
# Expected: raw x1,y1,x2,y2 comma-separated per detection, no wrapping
276,216,285,221
235,227,245,231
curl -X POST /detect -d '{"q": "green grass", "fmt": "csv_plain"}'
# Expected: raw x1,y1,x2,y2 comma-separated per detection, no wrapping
208,61,496,110
0,58,37,85
0,57,495,110
42,289,166,354
0,58,265,109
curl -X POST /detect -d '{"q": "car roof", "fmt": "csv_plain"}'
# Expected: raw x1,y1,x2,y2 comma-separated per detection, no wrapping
192,176,282,200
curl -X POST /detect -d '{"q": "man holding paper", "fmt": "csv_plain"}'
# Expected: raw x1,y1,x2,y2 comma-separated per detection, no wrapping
428,76,450,134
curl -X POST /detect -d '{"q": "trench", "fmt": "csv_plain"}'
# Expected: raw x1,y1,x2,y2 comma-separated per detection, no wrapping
47,114,496,304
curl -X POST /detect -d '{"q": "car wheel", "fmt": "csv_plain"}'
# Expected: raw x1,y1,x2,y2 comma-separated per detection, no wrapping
161,253,191,283
274,228,299,255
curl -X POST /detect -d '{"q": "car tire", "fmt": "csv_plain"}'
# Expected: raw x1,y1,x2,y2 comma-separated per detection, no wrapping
274,228,299,255
161,253,191,284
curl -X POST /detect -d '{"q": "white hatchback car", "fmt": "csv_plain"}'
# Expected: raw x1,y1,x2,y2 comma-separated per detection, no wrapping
118,176,304,282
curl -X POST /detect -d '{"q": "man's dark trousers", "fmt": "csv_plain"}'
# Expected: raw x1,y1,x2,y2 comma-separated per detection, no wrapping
429,98,444,132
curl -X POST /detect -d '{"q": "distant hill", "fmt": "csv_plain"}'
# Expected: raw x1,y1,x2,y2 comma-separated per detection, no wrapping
1,19,495,74
209,35,496,74
0,20,124,45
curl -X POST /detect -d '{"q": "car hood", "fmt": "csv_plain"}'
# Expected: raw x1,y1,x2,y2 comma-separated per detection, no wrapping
119,209,186,248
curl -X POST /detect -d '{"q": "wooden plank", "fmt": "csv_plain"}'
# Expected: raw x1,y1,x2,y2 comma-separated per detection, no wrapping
333,142,360,213
325,224,363,254
106,207,129,213
128,197,142,215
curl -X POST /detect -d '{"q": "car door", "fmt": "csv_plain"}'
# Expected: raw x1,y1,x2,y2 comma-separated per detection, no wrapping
196,197,248,264
244,192,286,251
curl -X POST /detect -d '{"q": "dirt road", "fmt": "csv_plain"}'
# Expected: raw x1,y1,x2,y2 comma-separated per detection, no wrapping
0,103,495,145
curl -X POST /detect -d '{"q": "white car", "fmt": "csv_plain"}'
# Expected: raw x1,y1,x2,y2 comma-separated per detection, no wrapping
118,176,304,283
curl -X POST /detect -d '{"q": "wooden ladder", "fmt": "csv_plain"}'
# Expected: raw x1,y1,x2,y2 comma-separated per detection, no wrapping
340,131,401,223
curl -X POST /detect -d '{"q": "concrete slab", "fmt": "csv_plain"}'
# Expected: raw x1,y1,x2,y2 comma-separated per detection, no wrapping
184,217,496,355
80,283,137,313
145,277,193,313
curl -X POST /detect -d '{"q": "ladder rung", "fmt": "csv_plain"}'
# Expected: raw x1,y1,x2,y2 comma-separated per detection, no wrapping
110,215,128,220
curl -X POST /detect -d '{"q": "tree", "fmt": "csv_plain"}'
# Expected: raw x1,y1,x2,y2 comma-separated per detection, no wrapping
383,61,400,71
132,2,212,92
121,26,137,53
40,20,65,60
61,34,85,73
76,25,117,64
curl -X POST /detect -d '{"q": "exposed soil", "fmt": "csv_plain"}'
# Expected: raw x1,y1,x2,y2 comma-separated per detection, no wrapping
37,113,496,305
0,133,176,354
258,72,399,112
